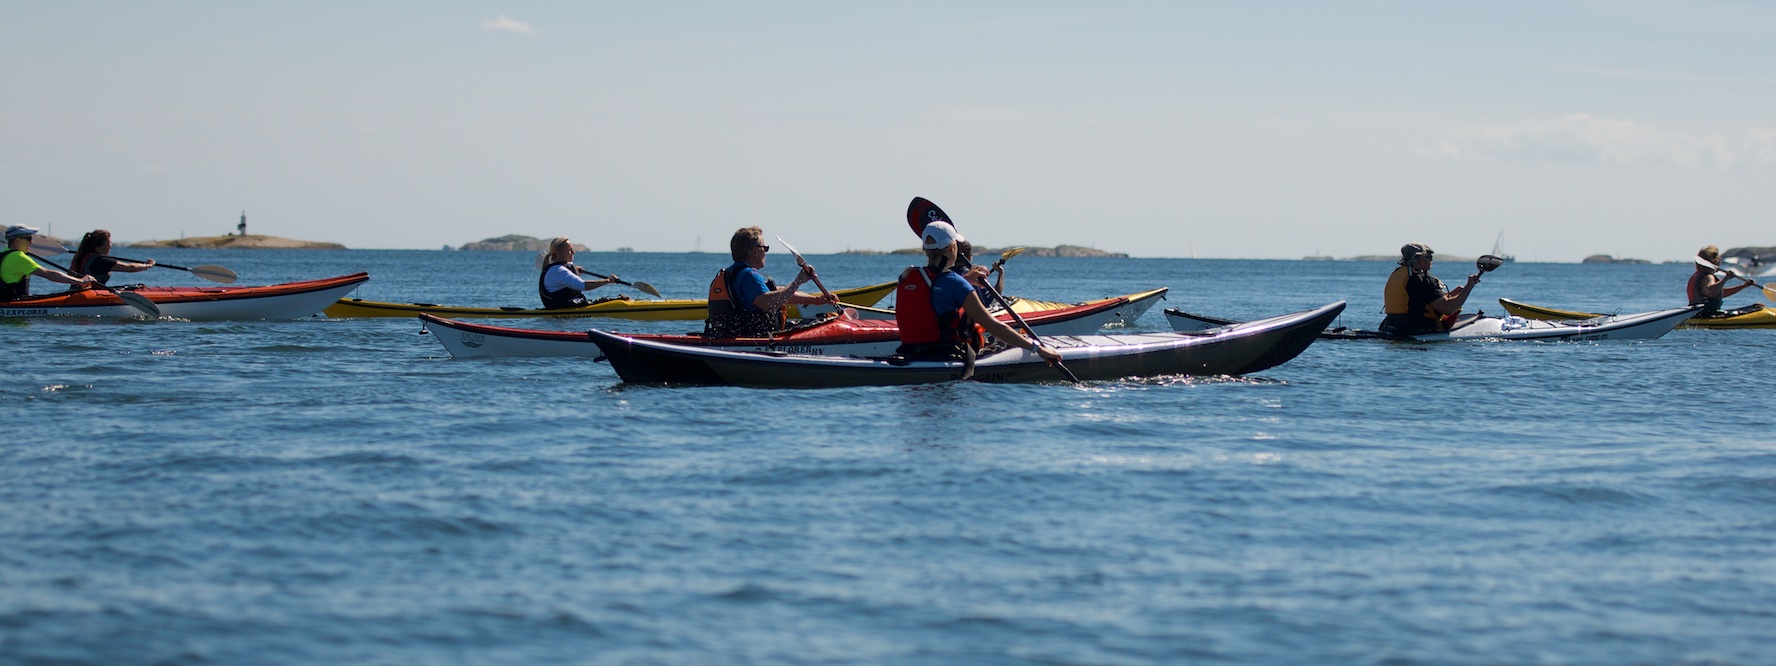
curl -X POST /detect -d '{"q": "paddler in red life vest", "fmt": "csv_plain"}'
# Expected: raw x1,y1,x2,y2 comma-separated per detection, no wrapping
1377,242,1479,337
1,224,95,302
703,225,837,338
538,237,619,309
1688,245,1757,318
894,221,1061,364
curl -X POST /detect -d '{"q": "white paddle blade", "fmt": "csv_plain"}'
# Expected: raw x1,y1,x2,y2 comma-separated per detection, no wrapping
189,265,238,284
631,281,662,298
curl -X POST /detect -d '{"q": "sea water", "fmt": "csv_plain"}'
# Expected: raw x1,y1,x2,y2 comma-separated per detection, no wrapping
4,250,1773,665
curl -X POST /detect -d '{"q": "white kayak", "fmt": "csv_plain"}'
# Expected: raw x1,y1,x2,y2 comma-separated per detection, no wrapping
1167,305,1701,342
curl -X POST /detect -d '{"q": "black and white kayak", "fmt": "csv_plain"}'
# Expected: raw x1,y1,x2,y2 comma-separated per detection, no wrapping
586,301,1345,387
1165,305,1701,342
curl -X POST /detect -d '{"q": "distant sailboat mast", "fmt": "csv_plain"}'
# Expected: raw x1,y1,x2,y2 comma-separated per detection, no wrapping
1492,231,1514,262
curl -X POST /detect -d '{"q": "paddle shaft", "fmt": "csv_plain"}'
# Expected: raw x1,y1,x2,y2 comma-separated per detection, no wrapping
571,266,659,297
974,279,1080,384
26,253,160,317
773,237,840,304
1694,256,1774,301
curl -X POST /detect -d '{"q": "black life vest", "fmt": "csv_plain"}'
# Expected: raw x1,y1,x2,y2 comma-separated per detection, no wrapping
538,262,589,310
704,266,781,338
70,252,114,286
0,249,29,301
894,266,982,357
1687,271,1723,314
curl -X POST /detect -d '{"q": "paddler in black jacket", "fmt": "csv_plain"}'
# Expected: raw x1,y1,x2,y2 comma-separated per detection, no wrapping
1378,243,1480,336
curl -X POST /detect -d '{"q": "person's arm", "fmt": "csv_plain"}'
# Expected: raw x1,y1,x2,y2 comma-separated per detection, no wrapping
114,259,155,273
1430,273,1481,316
31,267,95,286
962,291,1062,363
1718,271,1754,298
751,264,838,311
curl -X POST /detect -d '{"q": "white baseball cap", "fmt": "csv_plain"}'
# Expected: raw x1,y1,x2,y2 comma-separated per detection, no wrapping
921,221,963,250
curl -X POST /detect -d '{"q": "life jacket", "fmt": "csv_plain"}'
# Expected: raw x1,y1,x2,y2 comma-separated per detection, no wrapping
1380,265,1452,334
70,252,113,285
1688,270,1724,314
894,266,983,356
0,249,28,301
704,266,782,338
538,262,588,310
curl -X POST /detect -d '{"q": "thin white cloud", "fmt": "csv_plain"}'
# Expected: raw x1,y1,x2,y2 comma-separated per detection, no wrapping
480,14,535,35
1423,113,1776,169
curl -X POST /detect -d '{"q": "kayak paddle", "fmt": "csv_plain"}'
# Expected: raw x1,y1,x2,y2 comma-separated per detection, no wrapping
574,267,661,298
530,253,660,298
1696,255,1776,302
26,253,161,317
774,236,842,306
26,240,237,284
911,197,1079,384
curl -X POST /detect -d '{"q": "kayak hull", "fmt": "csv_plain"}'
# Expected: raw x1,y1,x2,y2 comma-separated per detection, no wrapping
1499,298,1776,330
1167,304,1700,341
324,281,896,320
587,301,1345,387
0,273,369,320
420,294,1136,359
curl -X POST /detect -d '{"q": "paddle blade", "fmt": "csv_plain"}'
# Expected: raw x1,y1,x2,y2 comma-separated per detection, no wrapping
115,290,161,318
1762,284,1776,303
906,197,952,236
1476,254,1506,273
1696,255,1719,271
632,281,662,298
188,265,238,284
1000,247,1026,262
29,238,67,256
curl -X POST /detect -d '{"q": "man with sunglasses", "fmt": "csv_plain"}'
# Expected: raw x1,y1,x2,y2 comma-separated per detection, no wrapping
704,225,836,337
1379,242,1481,337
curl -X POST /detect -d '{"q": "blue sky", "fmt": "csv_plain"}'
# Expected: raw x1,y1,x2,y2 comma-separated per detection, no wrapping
3,1,1772,261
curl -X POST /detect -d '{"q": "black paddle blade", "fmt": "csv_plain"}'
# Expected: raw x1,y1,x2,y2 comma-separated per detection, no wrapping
906,197,952,236
1476,254,1505,273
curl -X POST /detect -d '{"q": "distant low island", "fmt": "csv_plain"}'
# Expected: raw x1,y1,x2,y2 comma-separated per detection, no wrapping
841,245,1129,258
129,234,344,249
456,235,587,252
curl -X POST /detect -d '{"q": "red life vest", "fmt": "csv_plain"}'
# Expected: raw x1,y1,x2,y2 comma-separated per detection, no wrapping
895,266,981,348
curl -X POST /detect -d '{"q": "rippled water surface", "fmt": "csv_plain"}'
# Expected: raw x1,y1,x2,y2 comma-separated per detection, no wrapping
6,250,1774,664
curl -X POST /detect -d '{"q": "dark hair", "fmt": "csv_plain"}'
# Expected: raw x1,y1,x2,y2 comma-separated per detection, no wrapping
729,226,763,262
69,229,112,277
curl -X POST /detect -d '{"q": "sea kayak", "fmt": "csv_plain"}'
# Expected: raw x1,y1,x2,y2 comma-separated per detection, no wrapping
804,287,1168,328
0,273,369,320
420,294,1138,359
586,301,1345,387
1499,298,1776,330
323,281,896,319
1166,305,1700,342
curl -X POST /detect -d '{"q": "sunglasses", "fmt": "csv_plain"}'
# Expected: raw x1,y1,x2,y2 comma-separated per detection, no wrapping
757,244,771,252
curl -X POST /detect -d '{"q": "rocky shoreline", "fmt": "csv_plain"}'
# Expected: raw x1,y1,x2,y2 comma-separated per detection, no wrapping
129,235,344,250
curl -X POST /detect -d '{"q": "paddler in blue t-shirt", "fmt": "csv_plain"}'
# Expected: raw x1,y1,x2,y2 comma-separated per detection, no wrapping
1378,242,1480,336
703,225,835,337
1,225,95,301
894,221,1060,363
537,237,619,309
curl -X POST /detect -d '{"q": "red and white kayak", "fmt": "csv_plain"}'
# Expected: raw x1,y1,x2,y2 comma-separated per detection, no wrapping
0,273,369,320
420,293,1136,359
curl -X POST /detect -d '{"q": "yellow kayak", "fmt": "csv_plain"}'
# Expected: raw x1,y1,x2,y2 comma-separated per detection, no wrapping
1499,297,1776,330
324,281,897,320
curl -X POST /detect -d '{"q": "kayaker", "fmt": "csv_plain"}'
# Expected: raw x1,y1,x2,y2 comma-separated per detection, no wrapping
896,221,1062,364
704,225,836,337
956,239,1005,294
1,225,96,301
1689,245,1756,317
68,229,154,286
1378,242,1480,337
538,237,618,309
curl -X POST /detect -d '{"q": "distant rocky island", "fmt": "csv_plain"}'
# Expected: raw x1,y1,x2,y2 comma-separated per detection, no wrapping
129,235,344,249
456,235,587,252
1582,255,1651,265
842,245,1128,258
